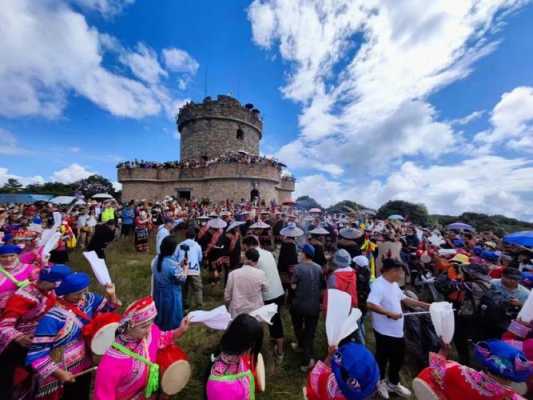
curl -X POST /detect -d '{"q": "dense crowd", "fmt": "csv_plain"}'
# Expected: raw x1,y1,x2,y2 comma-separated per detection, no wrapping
116,151,287,170
0,195,533,400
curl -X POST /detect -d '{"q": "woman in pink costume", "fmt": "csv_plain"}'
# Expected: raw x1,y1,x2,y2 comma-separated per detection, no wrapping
94,296,190,400
0,244,35,310
206,314,264,400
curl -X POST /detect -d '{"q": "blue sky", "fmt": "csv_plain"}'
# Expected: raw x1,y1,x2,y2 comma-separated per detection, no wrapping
2,1,533,219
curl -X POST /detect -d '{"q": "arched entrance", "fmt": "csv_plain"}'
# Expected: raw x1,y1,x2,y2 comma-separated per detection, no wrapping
250,188,259,202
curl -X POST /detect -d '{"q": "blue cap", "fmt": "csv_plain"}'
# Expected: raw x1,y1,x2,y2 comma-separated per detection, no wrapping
55,272,90,296
39,264,73,283
0,244,22,255
332,342,380,399
302,243,315,257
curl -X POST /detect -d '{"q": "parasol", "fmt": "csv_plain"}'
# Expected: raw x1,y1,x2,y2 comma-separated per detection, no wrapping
447,222,475,232
207,218,227,229
387,214,404,221
503,231,533,248
249,220,271,229
309,208,321,213
91,193,113,200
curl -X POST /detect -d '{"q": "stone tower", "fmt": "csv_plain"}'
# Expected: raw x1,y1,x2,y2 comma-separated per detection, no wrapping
177,95,262,161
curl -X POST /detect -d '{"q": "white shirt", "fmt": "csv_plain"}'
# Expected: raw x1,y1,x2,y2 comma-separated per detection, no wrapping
155,226,170,254
367,276,406,338
176,238,203,276
257,248,284,301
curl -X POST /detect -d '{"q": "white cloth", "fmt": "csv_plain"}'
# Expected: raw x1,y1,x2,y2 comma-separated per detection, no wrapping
367,276,406,338
188,305,231,330
176,239,203,276
257,248,284,301
76,214,88,228
87,216,97,227
155,226,170,254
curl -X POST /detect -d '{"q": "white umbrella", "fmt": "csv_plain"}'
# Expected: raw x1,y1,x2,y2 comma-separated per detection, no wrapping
92,193,113,200
309,226,329,235
226,220,246,232
50,196,83,205
309,208,321,213
250,220,271,229
280,222,304,238
207,218,227,229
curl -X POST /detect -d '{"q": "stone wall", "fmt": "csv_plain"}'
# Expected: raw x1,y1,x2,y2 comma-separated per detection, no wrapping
118,163,281,182
177,95,262,160
121,178,281,204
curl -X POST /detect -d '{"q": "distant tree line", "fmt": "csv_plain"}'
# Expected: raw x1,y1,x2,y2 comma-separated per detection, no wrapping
296,196,533,235
0,175,119,199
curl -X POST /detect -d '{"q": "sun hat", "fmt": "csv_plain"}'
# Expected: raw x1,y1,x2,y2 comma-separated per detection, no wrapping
339,228,363,240
280,222,304,238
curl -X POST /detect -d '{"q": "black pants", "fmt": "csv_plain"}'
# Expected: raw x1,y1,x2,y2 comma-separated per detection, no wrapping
374,330,405,385
290,310,318,364
121,223,133,236
0,342,28,398
62,372,91,400
265,295,285,339
454,314,476,365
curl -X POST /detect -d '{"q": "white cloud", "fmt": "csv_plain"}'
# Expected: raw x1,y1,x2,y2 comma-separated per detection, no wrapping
71,0,135,17
296,155,533,220
0,167,45,187
248,0,528,174
0,128,30,155
451,110,485,126
475,86,533,151
119,43,167,84
52,163,94,183
69,146,81,153
112,181,123,191
162,48,199,75
0,1,185,119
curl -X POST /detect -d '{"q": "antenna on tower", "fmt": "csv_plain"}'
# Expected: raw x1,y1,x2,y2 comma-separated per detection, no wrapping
204,65,208,98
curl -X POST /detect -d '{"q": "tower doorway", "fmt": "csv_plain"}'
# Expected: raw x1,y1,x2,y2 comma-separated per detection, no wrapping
250,188,259,202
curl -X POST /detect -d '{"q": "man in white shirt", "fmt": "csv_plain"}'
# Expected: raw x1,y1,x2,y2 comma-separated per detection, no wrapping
243,235,285,360
155,217,175,254
176,229,203,309
367,258,430,399
224,248,267,318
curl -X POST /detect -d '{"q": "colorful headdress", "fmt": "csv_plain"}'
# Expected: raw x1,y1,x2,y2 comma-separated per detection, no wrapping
121,296,157,328
474,340,533,382
0,244,22,255
55,272,90,296
39,264,72,283
331,343,379,400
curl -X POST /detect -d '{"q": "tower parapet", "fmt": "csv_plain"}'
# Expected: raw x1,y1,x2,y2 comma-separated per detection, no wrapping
177,95,263,161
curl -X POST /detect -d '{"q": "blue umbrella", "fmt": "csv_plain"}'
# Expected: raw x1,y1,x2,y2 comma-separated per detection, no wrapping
447,222,475,232
503,231,533,248
388,214,404,221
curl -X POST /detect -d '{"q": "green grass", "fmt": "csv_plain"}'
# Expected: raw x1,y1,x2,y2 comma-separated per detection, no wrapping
71,234,416,399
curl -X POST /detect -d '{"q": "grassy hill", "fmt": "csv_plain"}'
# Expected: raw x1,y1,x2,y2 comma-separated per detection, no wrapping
73,233,417,399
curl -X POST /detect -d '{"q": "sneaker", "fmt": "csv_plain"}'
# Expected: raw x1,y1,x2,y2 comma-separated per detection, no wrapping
377,380,390,399
299,358,315,372
387,381,412,398
290,342,303,353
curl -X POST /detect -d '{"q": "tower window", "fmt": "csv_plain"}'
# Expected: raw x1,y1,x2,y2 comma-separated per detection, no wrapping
236,128,244,140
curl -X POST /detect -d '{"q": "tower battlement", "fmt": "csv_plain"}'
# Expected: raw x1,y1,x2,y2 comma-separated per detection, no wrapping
177,95,263,161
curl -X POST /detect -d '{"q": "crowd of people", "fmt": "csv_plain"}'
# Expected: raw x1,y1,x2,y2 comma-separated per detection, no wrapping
0,195,533,400
116,151,287,170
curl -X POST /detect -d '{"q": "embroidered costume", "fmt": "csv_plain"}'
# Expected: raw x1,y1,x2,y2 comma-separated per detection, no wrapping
94,296,176,400
26,272,117,400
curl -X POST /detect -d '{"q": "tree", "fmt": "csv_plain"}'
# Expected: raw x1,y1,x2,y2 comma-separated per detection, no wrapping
0,178,23,193
327,200,370,214
376,200,429,226
23,182,75,196
295,195,322,210
74,175,116,199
